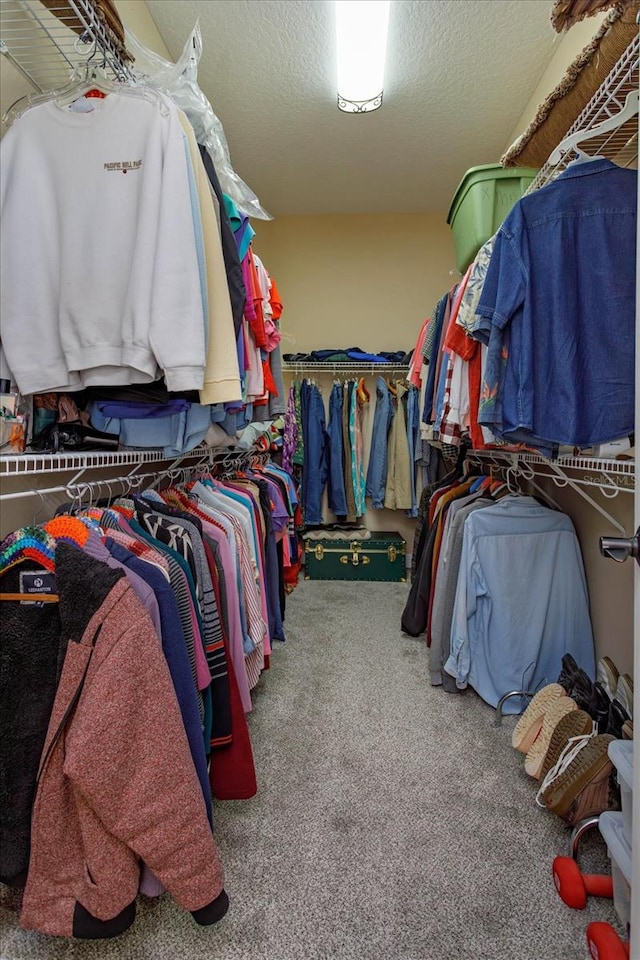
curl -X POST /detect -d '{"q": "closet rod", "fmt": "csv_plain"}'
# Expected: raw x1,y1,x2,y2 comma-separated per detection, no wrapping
0,469,162,503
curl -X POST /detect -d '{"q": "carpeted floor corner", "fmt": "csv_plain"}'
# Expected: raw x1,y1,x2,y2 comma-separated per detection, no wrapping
0,580,622,960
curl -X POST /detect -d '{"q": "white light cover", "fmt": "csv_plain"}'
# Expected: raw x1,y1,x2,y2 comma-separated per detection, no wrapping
336,0,390,111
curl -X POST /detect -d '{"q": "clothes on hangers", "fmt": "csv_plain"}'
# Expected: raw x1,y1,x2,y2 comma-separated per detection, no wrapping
475,158,636,451
0,539,227,938
0,453,300,938
327,382,348,516
286,370,420,526
366,377,394,510
411,158,636,458
445,496,595,709
1,91,287,456
401,464,595,713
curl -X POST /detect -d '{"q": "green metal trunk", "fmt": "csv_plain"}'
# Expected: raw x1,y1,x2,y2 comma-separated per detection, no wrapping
304,532,406,582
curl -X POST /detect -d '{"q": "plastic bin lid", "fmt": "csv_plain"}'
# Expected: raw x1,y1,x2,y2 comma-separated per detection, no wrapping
599,811,632,884
609,740,634,792
446,164,539,224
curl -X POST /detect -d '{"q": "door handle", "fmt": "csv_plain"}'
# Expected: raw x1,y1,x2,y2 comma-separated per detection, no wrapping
599,527,640,566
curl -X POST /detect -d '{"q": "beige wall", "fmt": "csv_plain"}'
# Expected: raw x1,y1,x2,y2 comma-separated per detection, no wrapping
254,213,455,552
114,0,171,59
254,213,455,353
533,479,635,676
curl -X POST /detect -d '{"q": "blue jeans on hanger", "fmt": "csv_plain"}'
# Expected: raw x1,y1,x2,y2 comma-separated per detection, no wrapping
405,384,419,518
327,384,348,516
366,377,394,509
301,381,328,525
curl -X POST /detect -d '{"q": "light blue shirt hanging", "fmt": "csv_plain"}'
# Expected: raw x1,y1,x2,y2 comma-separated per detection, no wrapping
445,496,594,712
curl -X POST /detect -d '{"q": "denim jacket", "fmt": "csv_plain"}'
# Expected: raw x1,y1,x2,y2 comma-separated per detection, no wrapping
476,158,636,449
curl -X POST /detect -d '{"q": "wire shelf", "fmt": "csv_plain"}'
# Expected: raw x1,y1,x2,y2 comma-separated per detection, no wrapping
527,33,639,192
282,361,410,375
468,449,635,493
0,446,241,478
0,0,133,95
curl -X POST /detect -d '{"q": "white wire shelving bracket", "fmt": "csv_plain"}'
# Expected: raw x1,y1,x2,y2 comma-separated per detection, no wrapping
0,0,133,96
467,450,634,534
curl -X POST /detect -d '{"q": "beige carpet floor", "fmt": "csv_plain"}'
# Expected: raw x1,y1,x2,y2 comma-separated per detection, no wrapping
0,580,622,960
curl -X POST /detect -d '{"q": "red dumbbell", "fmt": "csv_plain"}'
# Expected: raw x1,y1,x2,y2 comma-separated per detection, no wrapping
586,922,630,960
552,856,613,909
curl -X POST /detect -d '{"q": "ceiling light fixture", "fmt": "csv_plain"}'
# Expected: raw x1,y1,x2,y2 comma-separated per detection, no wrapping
335,0,391,114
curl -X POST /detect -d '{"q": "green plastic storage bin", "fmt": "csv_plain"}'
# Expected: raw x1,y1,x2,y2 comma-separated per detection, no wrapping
447,164,538,272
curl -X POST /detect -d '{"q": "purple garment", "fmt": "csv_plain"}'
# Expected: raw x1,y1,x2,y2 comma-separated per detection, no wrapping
282,385,298,476
241,255,256,323
216,482,270,644
235,217,253,261
236,323,246,384
83,531,161,640
252,473,289,532
194,514,252,713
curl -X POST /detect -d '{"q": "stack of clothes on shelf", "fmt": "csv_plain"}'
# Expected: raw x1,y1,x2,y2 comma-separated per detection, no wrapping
283,348,412,365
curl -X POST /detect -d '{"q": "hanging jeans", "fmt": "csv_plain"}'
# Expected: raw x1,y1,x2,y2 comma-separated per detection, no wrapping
301,381,328,525
366,377,394,509
405,385,420,518
327,384,348,516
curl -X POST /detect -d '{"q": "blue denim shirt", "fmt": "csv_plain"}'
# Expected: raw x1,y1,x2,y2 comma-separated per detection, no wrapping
476,159,636,449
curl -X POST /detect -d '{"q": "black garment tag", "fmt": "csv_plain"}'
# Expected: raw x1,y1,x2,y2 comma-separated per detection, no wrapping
19,570,56,606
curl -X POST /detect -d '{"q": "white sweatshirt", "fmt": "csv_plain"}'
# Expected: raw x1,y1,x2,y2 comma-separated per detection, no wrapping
0,94,205,394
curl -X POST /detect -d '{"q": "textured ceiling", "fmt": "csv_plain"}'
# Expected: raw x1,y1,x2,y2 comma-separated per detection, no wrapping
146,0,559,216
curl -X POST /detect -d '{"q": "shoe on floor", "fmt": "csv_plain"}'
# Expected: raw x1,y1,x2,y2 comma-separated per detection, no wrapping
524,697,578,779
597,656,619,701
511,683,566,754
614,674,633,719
570,670,610,731
606,700,631,740
557,653,581,693
590,682,614,733
539,709,594,783
569,667,594,704
538,733,617,823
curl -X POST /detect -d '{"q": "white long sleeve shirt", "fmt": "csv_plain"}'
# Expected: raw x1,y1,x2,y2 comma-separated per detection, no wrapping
0,94,205,394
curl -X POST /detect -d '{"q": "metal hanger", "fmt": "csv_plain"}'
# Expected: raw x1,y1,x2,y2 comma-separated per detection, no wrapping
549,90,639,164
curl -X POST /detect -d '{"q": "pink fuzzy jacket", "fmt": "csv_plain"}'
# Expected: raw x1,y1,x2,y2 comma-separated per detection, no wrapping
20,556,225,938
